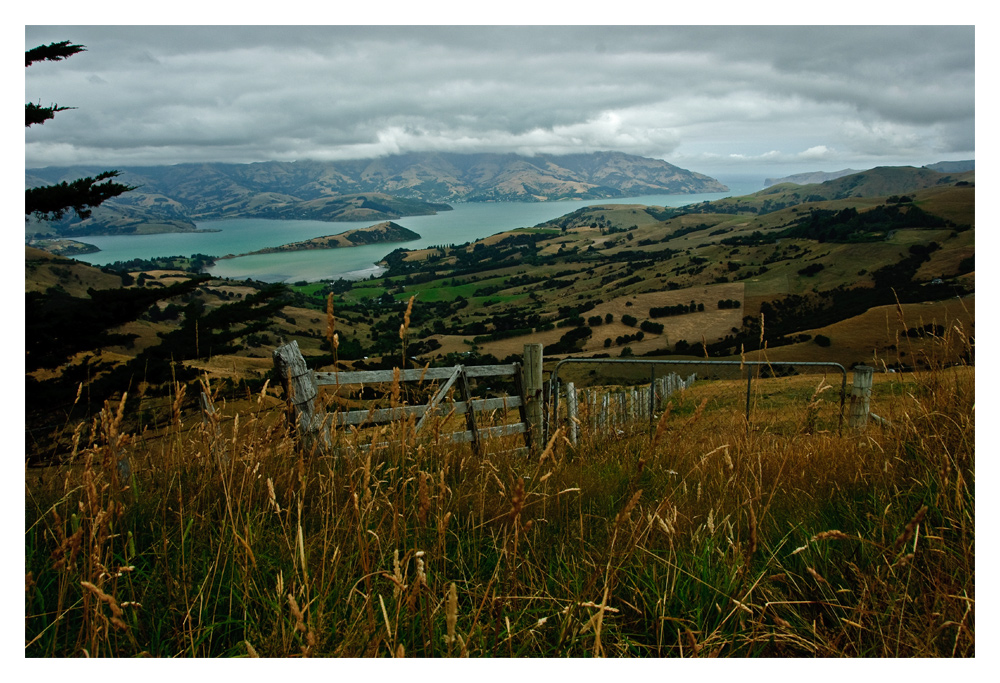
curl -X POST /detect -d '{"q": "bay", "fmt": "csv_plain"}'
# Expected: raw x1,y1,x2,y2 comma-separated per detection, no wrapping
72,177,763,283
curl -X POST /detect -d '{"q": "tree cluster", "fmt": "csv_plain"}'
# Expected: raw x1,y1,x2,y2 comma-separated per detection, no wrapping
650,301,703,318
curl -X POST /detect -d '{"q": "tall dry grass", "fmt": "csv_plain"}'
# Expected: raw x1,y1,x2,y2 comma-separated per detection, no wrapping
25,323,973,657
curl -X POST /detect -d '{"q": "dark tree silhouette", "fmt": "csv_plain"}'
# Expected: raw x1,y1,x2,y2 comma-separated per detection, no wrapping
25,40,84,67
25,41,84,125
25,40,134,220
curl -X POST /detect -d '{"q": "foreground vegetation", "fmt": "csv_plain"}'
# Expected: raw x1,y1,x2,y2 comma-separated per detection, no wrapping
25,354,973,657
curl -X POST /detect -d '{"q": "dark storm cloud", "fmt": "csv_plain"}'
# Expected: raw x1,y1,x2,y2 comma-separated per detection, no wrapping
24,25,974,174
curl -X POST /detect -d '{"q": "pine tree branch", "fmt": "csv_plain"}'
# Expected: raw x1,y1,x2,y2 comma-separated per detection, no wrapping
25,41,85,67
25,172,137,220
26,102,76,127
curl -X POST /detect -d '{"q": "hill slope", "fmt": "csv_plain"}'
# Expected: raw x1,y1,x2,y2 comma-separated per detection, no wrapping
682,166,974,217
925,159,975,173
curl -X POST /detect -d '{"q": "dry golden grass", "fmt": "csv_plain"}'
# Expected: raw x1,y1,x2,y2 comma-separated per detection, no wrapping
25,246,124,296
744,294,974,368
25,345,974,657
24,274,974,657
915,184,975,227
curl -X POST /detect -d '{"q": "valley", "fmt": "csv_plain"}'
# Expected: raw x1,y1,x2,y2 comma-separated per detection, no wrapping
25,165,974,450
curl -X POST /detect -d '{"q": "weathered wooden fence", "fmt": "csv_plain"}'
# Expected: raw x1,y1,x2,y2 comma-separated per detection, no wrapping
272,341,542,454
547,357,868,440
272,338,882,455
847,364,889,428
557,372,697,445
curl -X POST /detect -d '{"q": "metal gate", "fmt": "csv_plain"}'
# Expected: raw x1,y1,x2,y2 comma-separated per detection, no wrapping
546,358,848,440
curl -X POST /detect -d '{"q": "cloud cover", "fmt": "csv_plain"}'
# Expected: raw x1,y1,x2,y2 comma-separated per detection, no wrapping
24,25,975,176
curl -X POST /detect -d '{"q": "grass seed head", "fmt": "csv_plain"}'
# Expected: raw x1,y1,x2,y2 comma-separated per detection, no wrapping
892,505,928,554
812,530,850,542
806,567,828,584
651,403,672,450
399,295,415,340
615,489,643,527
325,293,335,343
509,476,525,520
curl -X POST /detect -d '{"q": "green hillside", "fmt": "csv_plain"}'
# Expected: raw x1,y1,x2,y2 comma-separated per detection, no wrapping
25,165,974,459
681,166,973,217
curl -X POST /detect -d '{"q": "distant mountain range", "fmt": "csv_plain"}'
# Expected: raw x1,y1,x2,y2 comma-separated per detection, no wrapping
923,160,975,174
765,160,974,188
765,169,862,187
683,166,975,218
25,151,727,237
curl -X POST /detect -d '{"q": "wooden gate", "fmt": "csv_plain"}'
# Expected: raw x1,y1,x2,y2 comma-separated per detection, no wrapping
272,341,536,454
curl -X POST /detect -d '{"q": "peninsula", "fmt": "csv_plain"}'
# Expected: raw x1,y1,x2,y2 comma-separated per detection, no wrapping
227,221,421,258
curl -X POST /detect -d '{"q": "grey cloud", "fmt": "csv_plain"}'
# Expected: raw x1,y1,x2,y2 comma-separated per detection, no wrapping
24,26,974,175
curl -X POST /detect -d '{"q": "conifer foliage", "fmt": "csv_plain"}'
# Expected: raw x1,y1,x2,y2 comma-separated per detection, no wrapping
25,40,134,220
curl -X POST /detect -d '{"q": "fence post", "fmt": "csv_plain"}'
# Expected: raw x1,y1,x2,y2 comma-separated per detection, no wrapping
745,365,753,429
456,367,482,455
510,362,533,451
523,343,544,452
273,340,325,448
648,367,656,428
566,382,579,446
848,365,875,429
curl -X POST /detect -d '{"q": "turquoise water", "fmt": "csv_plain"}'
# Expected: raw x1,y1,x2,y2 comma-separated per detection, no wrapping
73,178,763,282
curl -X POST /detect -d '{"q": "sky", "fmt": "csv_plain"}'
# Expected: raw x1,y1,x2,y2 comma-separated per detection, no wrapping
24,21,976,181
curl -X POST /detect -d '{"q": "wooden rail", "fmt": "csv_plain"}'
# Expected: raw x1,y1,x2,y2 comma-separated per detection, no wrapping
273,341,873,456
272,341,538,454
